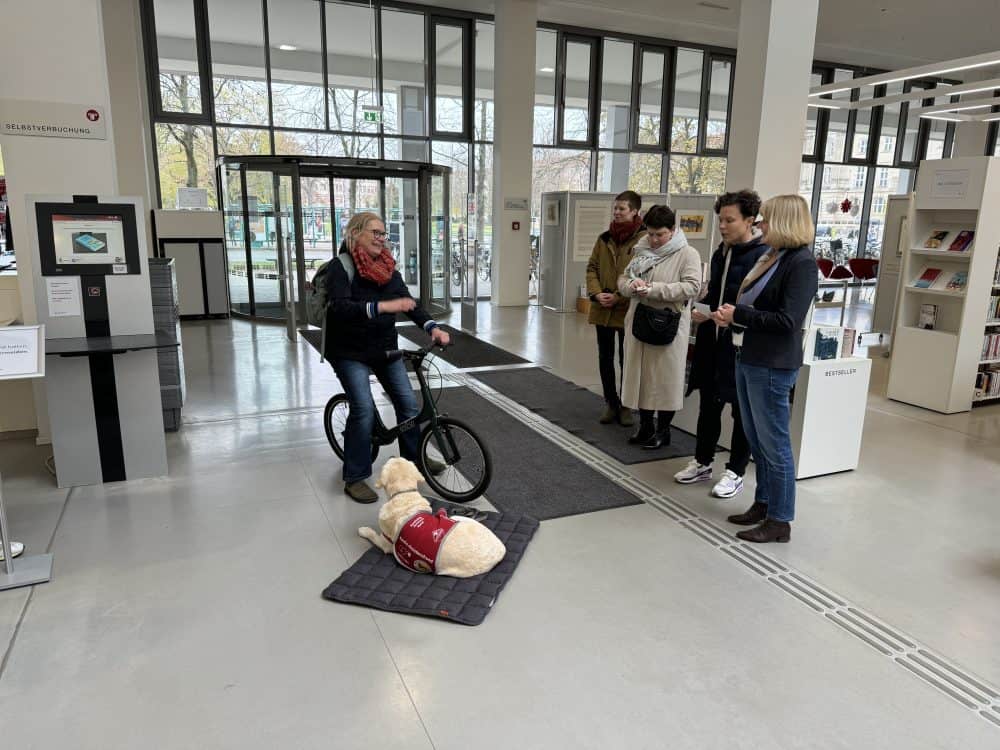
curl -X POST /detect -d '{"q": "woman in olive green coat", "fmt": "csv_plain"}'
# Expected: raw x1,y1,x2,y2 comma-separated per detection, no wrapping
585,190,646,426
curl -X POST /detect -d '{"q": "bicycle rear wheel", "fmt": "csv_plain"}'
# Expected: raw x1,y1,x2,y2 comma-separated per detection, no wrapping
324,394,379,463
418,417,492,503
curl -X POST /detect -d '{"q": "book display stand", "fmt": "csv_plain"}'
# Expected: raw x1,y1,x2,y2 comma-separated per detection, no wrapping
887,156,1000,413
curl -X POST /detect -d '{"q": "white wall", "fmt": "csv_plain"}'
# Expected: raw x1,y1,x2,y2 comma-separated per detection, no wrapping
0,0,120,441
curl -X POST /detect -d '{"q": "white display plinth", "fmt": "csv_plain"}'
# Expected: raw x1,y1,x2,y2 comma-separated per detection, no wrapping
791,357,872,479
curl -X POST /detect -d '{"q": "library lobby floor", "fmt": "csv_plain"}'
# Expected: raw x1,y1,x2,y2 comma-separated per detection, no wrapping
1,302,999,749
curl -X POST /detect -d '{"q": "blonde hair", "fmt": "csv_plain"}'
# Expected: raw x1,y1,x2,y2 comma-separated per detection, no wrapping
760,194,814,250
345,211,384,249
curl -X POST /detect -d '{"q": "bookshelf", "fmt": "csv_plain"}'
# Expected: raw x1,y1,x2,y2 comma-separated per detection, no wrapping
888,156,1000,413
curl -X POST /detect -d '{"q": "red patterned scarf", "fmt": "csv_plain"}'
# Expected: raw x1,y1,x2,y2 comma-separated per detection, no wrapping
609,217,643,246
350,243,397,286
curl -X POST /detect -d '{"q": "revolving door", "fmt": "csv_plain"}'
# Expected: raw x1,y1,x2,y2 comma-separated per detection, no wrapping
217,155,453,338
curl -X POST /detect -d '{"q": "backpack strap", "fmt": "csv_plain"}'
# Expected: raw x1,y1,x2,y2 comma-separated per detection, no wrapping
318,251,357,364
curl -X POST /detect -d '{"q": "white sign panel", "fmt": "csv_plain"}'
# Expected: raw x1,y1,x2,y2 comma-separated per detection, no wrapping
0,325,45,380
45,278,82,318
176,187,209,210
573,201,610,262
0,99,107,140
503,197,529,211
930,169,970,199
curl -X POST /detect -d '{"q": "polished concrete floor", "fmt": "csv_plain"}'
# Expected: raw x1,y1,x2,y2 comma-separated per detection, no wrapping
1,298,1000,748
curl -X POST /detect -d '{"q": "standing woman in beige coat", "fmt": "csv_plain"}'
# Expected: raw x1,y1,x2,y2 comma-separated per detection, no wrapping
618,205,702,449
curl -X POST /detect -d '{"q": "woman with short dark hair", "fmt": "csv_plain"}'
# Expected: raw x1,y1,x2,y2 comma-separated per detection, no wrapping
617,205,702,448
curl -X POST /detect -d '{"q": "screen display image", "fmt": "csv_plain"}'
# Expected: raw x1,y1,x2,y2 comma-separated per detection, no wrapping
72,232,107,253
52,215,125,265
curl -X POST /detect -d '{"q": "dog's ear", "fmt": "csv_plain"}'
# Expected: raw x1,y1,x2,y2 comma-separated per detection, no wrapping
374,476,384,489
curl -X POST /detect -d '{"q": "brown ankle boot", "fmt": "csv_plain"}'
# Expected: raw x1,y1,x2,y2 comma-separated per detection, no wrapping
736,518,791,543
727,501,767,526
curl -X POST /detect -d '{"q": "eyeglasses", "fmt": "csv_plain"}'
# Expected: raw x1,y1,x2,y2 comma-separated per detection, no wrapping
370,229,389,240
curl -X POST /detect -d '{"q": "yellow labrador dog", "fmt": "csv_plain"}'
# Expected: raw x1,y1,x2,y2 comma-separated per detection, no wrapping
358,458,506,578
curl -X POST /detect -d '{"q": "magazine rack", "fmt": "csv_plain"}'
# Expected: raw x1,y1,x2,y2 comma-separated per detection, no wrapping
887,156,1000,413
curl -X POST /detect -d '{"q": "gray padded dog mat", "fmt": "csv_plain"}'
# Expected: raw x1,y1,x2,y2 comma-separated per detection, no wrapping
322,501,540,626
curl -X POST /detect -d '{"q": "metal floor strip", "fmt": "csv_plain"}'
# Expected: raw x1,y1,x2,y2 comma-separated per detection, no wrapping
456,371,1000,728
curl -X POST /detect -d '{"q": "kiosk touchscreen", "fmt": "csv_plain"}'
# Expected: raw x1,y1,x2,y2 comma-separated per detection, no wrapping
36,200,141,277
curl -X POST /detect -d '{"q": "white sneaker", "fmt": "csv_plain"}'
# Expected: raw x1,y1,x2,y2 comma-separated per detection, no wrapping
711,469,744,499
674,459,712,484
0,541,24,561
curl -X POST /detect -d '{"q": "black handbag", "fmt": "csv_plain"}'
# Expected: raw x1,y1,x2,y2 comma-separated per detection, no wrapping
632,302,682,346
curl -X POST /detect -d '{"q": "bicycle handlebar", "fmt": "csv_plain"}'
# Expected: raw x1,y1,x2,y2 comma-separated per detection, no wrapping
385,343,449,363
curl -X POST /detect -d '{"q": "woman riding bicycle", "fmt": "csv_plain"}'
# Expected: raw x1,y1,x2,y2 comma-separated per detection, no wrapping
325,211,450,503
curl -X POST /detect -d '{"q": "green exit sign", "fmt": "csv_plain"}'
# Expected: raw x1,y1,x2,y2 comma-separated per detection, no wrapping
363,107,382,123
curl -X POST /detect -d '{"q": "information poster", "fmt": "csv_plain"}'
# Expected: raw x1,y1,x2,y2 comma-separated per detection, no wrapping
573,201,610,261
930,169,970,199
45,277,81,317
0,325,44,379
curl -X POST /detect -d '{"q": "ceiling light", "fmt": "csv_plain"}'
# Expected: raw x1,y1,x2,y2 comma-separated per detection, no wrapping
807,102,842,110
809,50,1000,97
278,44,297,51
918,114,965,122
539,67,554,73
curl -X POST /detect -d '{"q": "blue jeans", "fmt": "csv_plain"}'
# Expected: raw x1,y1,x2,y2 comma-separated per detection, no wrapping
734,360,799,522
332,357,420,484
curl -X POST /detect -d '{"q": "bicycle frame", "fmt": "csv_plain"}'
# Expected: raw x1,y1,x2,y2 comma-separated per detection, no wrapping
368,348,464,464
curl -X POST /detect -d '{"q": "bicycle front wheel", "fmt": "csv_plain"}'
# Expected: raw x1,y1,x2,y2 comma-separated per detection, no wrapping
324,394,379,463
418,418,492,503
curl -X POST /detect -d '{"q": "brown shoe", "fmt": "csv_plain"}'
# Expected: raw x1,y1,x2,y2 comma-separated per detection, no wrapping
736,518,791,543
618,408,634,427
345,481,378,504
600,405,618,424
727,501,767,526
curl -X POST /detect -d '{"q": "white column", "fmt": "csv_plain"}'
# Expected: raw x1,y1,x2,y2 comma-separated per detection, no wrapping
725,0,819,199
0,0,120,441
491,0,537,307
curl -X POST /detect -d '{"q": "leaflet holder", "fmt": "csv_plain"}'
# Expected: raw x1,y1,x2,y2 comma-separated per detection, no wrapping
27,194,175,488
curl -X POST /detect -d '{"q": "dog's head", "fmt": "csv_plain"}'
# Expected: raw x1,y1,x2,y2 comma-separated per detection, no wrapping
374,458,431,539
374,457,424,496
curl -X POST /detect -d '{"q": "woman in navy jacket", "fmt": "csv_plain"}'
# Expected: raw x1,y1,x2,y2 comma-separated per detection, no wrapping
713,195,818,543
324,211,449,503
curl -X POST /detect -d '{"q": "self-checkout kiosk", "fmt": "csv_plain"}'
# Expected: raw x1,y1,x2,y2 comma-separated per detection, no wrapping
26,195,174,488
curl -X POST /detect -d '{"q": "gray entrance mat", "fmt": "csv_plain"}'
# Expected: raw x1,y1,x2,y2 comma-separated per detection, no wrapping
473,367,698,465
299,328,322,353
436,387,641,519
322,501,539,626
399,325,529,368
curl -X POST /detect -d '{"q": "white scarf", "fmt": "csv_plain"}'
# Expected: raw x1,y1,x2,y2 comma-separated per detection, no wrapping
625,228,689,280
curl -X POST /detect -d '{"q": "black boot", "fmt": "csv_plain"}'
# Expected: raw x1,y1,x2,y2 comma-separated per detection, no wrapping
727,501,767,525
736,518,791,543
628,427,654,445
629,409,656,444
641,430,671,449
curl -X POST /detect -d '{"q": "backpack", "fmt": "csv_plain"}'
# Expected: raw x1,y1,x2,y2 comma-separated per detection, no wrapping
306,251,355,362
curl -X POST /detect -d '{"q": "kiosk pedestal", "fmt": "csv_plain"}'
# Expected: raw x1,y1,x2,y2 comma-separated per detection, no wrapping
27,195,173,488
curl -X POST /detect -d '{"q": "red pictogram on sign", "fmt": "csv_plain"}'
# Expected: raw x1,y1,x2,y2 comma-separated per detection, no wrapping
86,110,100,122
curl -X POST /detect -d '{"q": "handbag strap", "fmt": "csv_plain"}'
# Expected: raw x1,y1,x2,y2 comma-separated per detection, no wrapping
715,247,732,341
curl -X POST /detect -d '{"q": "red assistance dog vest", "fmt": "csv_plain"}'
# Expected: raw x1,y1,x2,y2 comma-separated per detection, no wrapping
387,509,458,574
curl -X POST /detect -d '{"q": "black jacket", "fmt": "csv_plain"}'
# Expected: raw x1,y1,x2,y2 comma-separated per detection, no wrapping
323,255,434,364
732,245,818,371
687,234,770,402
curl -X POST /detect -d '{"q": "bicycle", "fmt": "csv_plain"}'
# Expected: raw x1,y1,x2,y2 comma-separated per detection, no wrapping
323,345,493,503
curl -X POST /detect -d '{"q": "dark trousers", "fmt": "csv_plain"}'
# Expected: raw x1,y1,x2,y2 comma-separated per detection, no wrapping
595,324,625,408
639,409,674,433
694,385,751,476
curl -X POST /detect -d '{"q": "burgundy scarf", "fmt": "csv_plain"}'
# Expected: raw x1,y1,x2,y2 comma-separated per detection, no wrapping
350,243,397,286
609,217,643,246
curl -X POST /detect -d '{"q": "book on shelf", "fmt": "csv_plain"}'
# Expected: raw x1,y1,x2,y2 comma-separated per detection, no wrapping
812,326,842,361
947,230,974,253
989,295,1000,321
982,333,1000,361
994,256,1000,285
919,304,938,330
913,267,942,288
841,327,857,357
975,366,1000,400
923,229,950,249
945,271,968,291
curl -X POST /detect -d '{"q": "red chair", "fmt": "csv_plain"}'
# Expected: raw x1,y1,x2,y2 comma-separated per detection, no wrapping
817,258,834,278
829,264,853,280
848,258,879,302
